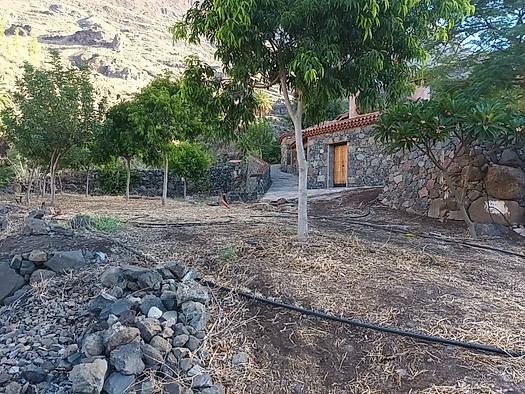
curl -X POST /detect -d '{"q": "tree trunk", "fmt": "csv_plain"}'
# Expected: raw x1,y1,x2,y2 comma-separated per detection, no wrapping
25,172,33,204
125,158,131,201
280,75,308,241
42,173,47,197
162,154,168,207
183,178,187,199
49,154,61,206
85,168,90,197
442,167,477,239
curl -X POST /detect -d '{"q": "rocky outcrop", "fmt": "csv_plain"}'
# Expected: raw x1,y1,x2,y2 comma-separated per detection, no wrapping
4,24,32,36
485,165,525,200
468,198,525,226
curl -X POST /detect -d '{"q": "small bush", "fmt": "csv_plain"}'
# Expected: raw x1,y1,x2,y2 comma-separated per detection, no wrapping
70,214,125,233
0,164,14,186
219,245,237,261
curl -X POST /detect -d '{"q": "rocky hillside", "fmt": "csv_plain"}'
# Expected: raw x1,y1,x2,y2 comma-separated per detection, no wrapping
0,0,218,102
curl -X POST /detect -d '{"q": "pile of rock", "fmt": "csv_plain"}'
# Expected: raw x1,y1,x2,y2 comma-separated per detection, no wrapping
69,262,223,394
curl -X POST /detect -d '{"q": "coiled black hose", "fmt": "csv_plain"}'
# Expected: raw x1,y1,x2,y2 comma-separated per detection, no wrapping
201,279,525,358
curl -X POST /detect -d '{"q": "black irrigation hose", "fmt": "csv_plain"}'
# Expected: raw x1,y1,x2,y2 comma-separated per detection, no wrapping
318,216,525,260
201,279,525,358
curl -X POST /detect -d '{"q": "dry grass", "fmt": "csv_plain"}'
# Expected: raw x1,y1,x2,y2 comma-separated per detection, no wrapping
8,194,525,393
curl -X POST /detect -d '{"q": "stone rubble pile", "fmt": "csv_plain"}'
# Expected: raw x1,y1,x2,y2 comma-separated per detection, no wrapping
67,261,223,394
0,211,223,394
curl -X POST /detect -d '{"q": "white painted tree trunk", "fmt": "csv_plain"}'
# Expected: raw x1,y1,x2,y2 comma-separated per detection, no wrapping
85,169,90,197
125,158,131,201
280,76,308,241
162,154,168,206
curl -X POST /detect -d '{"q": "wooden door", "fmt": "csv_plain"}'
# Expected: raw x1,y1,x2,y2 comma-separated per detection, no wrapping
333,144,347,186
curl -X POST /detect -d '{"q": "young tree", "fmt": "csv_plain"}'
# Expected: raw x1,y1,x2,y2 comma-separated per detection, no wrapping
172,0,474,241
0,19,5,47
99,100,143,200
235,120,276,159
2,51,102,205
28,36,41,58
376,96,521,238
132,74,203,206
425,0,525,105
169,142,211,198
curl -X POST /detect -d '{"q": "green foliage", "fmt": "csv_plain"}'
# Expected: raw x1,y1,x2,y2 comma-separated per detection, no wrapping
375,96,521,156
0,164,14,186
169,142,211,181
235,120,279,162
2,50,103,203
98,160,139,195
70,214,125,233
99,100,142,163
219,245,237,261
254,91,273,118
302,98,348,129
426,0,525,104
0,19,5,45
172,0,474,113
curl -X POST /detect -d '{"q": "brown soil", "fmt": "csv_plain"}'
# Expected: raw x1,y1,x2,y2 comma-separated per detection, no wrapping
1,192,524,394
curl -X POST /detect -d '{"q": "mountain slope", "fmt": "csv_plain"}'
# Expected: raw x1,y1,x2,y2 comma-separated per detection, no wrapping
0,0,218,101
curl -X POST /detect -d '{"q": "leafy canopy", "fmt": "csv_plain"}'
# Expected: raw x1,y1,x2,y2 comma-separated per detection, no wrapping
169,141,211,181
425,0,525,104
172,0,474,111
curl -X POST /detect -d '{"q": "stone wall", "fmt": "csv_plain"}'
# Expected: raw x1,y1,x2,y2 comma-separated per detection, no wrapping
380,143,525,225
281,125,394,189
61,156,271,202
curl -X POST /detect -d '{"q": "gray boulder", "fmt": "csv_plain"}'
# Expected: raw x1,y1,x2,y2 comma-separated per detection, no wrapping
69,359,107,394
469,197,524,225
137,270,163,289
19,261,36,276
137,318,161,342
109,299,133,316
0,261,27,305
9,255,22,270
191,373,213,389
21,218,48,235
164,261,187,279
100,267,123,288
499,149,525,169
28,209,47,219
45,250,86,272
160,291,177,310
105,327,141,353
28,250,47,263
164,382,192,394
83,333,105,357
200,385,226,394
141,343,163,366
181,301,210,331
140,295,166,315
485,164,525,200
20,365,47,383
176,281,210,306
121,265,151,280
110,342,145,375
88,294,118,320
135,378,154,394
103,372,135,394
149,336,172,354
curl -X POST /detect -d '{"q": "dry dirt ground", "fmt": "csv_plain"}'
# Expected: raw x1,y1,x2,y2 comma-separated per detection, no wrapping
1,190,525,394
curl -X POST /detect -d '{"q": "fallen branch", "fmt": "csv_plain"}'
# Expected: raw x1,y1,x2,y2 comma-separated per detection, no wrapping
131,220,232,228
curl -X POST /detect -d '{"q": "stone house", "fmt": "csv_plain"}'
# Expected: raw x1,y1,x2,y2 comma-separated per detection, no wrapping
279,95,525,226
279,96,393,189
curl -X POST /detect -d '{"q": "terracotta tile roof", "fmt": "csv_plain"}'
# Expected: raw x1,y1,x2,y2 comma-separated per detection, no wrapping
279,112,380,145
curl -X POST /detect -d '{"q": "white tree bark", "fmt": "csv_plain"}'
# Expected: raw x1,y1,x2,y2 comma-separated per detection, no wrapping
162,154,168,206
125,158,131,201
280,76,308,241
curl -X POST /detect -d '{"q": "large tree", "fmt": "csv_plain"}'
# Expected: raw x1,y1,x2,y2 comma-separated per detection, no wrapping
2,51,102,205
172,0,474,241
426,0,525,105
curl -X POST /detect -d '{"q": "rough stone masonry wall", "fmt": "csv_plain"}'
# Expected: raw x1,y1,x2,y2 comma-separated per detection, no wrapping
379,141,525,225
60,155,271,202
